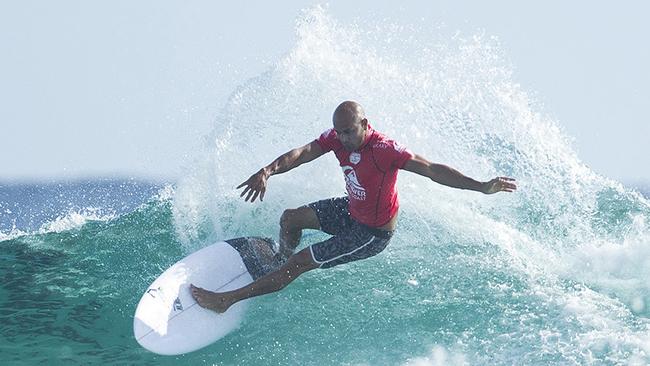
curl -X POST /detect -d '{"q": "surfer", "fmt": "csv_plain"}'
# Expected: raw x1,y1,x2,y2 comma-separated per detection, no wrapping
191,101,517,313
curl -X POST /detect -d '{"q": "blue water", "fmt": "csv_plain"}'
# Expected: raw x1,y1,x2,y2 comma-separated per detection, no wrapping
2,7,650,365
0,179,166,233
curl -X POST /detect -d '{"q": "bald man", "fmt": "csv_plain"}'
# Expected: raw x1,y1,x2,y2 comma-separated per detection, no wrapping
191,101,517,313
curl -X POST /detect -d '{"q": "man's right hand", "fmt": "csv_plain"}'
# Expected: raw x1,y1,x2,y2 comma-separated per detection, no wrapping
237,168,270,203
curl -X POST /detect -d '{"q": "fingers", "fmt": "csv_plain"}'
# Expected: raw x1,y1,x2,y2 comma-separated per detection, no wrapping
497,177,517,192
486,177,517,194
238,184,264,202
240,188,265,202
238,183,268,202
245,188,255,202
250,185,267,202
240,186,251,198
237,171,267,203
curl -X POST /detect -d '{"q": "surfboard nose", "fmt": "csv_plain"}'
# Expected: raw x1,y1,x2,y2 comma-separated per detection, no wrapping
133,240,254,355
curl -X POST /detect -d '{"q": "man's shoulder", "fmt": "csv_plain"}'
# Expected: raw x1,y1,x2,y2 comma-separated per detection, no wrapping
316,128,343,151
319,128,336,140
370,131,406,153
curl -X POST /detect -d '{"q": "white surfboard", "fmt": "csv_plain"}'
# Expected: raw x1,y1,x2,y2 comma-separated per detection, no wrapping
133,237,278,355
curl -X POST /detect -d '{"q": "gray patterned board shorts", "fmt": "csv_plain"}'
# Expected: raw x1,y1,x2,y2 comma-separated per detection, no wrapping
307,197,394,269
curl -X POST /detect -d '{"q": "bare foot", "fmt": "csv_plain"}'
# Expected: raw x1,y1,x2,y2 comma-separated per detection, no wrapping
189,284,234,313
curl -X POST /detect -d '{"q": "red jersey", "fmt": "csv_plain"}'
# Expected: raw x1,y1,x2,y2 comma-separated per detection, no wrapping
315,125,414,227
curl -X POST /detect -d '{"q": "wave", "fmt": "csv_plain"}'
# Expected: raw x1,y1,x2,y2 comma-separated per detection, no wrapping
2,6,649,365
168,6,650,364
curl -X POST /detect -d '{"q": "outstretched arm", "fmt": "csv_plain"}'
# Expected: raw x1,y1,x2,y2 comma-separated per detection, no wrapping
402,154,517,194
237,140,325,202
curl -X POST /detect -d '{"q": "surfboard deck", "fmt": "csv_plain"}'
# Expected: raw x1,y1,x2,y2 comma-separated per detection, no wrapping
133,237,278,355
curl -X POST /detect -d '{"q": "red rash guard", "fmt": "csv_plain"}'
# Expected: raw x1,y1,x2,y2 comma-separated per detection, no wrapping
315,125,414,227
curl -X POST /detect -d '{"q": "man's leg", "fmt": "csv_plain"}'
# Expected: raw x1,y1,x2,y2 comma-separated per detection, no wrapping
278,206,320,259
191,247,319,313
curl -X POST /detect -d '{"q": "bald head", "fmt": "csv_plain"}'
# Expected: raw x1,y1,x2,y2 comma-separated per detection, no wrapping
332,101,369,151
333,101,366,126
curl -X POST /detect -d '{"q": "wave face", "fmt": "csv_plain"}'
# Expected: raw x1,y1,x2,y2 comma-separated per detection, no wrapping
2,7,650,365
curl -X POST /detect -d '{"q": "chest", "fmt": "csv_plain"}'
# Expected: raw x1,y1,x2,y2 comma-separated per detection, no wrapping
334,150,381,185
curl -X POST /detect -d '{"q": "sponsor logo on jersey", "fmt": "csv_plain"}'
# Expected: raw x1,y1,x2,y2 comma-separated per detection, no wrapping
374,140,406,152
349,152,361,164
342,166,366,200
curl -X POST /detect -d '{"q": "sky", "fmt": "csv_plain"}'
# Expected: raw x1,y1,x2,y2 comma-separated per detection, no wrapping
1,1,648,185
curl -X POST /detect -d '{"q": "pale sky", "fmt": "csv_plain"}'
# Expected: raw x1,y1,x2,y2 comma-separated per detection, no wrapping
1,1,648,184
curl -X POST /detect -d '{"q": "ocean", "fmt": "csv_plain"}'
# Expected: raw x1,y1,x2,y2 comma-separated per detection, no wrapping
2,7,650,365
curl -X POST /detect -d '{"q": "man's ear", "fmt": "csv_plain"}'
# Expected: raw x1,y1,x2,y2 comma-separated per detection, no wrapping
361,118,368,129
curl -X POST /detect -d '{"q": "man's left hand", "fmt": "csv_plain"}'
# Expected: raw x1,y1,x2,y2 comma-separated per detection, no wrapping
482,177,517,194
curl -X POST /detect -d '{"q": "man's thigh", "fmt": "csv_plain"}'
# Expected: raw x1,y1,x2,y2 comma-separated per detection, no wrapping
306,197,352,235
284,205,321,230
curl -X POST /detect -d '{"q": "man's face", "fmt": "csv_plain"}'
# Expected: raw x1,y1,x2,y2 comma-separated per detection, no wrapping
333,117,368,151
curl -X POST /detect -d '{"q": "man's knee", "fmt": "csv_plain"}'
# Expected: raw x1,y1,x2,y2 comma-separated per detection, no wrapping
280,209,299,232
285,248,319,274
280,207,318,232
